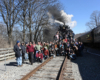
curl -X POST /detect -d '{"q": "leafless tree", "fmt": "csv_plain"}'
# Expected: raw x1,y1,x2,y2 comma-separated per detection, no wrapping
25,0,58,42
0,22,7,37
0,22,9,48
18,0,28,42
0,0,24,46
86,10,100,30
0,0,61,47
12,27,23,44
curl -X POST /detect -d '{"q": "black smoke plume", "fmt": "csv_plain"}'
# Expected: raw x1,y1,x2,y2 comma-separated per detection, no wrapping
48,5,65,24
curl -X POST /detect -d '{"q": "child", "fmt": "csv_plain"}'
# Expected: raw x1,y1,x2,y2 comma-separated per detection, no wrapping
36,50,43,63
43,47,49,60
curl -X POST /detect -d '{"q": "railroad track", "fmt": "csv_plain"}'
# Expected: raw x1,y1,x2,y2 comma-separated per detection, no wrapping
21,56,64,80
21,57,53,80
21,56,74,80
59,57,74,80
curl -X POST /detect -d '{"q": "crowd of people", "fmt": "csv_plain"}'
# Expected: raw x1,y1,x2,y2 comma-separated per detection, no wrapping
14,26,84,67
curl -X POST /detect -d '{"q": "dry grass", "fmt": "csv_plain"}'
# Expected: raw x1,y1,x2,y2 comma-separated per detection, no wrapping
0,34,13,48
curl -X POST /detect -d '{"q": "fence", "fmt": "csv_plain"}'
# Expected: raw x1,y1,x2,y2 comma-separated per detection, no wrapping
0,48,15,61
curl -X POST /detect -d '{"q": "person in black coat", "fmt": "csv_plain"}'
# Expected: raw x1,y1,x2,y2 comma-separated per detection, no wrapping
78,43,83,56
63,41,67,52
60,46,65,56
14,41,23,67
21,42,25,64
65,47,69,57
80,42,84,56
48,42,52,57
81,42,84,50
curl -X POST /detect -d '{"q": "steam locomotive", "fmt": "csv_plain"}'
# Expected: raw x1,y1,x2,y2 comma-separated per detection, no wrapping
76,25,100,48
58,25,75,41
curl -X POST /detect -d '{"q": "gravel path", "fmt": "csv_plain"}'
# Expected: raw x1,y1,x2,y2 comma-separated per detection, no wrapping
0,59,42,80
85,46,100,55
72,61,82,80
0,48,100,80
71,49,100,80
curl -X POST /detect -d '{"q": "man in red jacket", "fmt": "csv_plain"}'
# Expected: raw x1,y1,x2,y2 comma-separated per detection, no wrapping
26,42,34,65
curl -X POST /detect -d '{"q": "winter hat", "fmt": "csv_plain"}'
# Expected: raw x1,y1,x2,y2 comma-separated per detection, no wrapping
16,40,20,44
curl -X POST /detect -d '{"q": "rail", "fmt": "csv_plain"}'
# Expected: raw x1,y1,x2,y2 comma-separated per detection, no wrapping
0,48,15,61
58,57,67,80
21,57,53,80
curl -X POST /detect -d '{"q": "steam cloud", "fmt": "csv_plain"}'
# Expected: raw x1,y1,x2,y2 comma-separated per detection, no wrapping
47,6,77,29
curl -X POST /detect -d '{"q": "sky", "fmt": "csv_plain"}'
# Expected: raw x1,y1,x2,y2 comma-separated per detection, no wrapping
0,0,100,34
59,0,100,34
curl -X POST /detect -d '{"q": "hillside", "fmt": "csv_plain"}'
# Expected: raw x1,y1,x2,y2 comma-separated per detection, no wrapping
75,33,85,39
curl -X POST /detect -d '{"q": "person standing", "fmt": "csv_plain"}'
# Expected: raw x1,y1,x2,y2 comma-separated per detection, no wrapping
56,32,59,41
35,41,42,53
43,47,49,59
81,42,84,51
25,42,28,60
33,41,36,47
33,41,36,60
26,42,34,65
51,45,55,57
21,42,25,64
55,42,58,56
43,42,48,50
63,41,67,55
60,46,65,56
14,41,23,67
78,42,84,56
